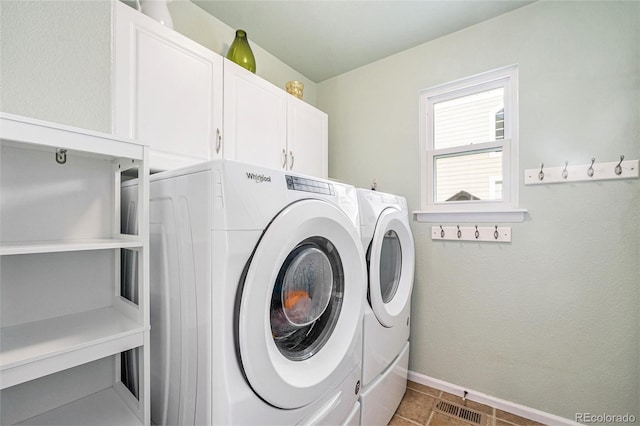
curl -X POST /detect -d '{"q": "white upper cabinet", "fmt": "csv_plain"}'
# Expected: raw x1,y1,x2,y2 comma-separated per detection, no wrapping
223,59,288,171
113,1,223,172
114,2,328,178
286,95,328,179
224,59,328,178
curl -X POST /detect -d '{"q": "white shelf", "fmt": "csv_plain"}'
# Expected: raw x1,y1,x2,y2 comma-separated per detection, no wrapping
0,112,150,424
0,238,143,256
0,113,146,161
0,307,148,390
15,387,142,426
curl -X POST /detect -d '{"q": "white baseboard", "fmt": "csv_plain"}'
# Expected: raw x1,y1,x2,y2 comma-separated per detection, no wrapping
407,370,581,426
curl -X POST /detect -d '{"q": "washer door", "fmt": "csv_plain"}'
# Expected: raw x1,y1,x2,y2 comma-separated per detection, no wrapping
368,208,415,327
238,199,366,409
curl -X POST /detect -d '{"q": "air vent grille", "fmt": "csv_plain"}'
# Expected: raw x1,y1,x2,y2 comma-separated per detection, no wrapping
434,400,486,425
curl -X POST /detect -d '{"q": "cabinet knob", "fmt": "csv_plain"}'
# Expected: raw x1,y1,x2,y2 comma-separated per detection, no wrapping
282,149,287,169
289,150,295,170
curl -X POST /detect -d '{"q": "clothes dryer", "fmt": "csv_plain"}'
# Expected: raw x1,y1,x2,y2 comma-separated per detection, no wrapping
123,160,366,425
356,189,415,426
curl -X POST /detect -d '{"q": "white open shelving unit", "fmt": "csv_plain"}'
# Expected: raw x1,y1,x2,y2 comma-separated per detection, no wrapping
0,113,150,425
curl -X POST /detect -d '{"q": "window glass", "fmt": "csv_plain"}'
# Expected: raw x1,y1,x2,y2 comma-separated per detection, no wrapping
434,87,504,149
418,65,519,220
435,149,503,202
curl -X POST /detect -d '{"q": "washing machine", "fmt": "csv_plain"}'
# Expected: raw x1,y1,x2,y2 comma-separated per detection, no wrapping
123,159,366,425
356,188,415,426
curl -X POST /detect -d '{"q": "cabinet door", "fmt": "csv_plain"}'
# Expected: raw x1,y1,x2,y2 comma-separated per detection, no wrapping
114,2,223,172
223,59,287,170
286,96,328,178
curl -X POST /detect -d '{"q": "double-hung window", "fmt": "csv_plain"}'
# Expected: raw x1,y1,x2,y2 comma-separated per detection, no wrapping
416,65,525,223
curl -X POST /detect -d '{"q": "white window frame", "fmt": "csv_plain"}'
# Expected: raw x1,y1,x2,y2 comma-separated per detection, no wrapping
415,65,526,223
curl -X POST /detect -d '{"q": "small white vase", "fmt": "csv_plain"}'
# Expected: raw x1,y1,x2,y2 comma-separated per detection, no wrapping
137,0,174,29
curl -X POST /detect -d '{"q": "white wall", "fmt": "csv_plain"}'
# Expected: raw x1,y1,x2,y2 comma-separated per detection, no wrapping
0,0,318,133
318,1,639,421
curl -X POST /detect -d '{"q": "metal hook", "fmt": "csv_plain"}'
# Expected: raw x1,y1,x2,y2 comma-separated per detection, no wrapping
457,225,462,239
440,225,445,238
55,149,67,165
494,225,499,240
538,163,544,181
614,155,624,175
474,225,480,239
587,157,595,177
562,161,568,179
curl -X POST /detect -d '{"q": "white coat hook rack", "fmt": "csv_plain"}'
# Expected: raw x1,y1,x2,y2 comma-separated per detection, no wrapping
525,155,638,185
431,225,511,243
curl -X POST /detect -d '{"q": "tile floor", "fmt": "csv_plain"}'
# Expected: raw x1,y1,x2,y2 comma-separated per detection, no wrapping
389,381,547,426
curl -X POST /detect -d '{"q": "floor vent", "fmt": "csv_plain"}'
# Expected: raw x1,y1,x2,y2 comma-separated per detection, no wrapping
434,400,486,425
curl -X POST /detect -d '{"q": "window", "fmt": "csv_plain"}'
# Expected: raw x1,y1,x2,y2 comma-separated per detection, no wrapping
416,65,525,222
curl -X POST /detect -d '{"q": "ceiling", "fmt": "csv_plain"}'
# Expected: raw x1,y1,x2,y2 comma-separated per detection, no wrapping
193,0,535,83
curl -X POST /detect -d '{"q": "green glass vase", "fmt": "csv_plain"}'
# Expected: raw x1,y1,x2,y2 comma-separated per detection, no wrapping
226,29,256,73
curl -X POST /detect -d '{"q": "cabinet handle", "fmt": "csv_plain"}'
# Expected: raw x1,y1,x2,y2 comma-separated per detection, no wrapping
282,149,287,169
215,128,222,154
289,150,295,170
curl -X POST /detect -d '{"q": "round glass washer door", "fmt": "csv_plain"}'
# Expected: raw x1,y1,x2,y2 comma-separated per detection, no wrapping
270,239,340,362
368,207,415,327
238,199,366,410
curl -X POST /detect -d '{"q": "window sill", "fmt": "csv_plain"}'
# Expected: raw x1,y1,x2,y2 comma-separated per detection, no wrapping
413,208,527,223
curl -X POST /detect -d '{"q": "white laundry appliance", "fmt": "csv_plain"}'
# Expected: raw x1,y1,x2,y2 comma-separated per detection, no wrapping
356,189,415,426
123,160,367,425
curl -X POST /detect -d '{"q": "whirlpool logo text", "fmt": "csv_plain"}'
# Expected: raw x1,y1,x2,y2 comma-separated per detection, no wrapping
246,172,272,183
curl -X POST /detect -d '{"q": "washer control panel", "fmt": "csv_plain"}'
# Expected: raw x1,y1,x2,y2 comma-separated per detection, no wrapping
286,175,335,195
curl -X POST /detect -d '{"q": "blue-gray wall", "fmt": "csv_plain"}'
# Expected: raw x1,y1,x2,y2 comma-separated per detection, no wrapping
318,1,640,420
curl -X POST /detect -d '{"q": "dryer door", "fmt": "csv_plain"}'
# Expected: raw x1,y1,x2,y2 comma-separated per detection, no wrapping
368,208,415,327
238,199,366,409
